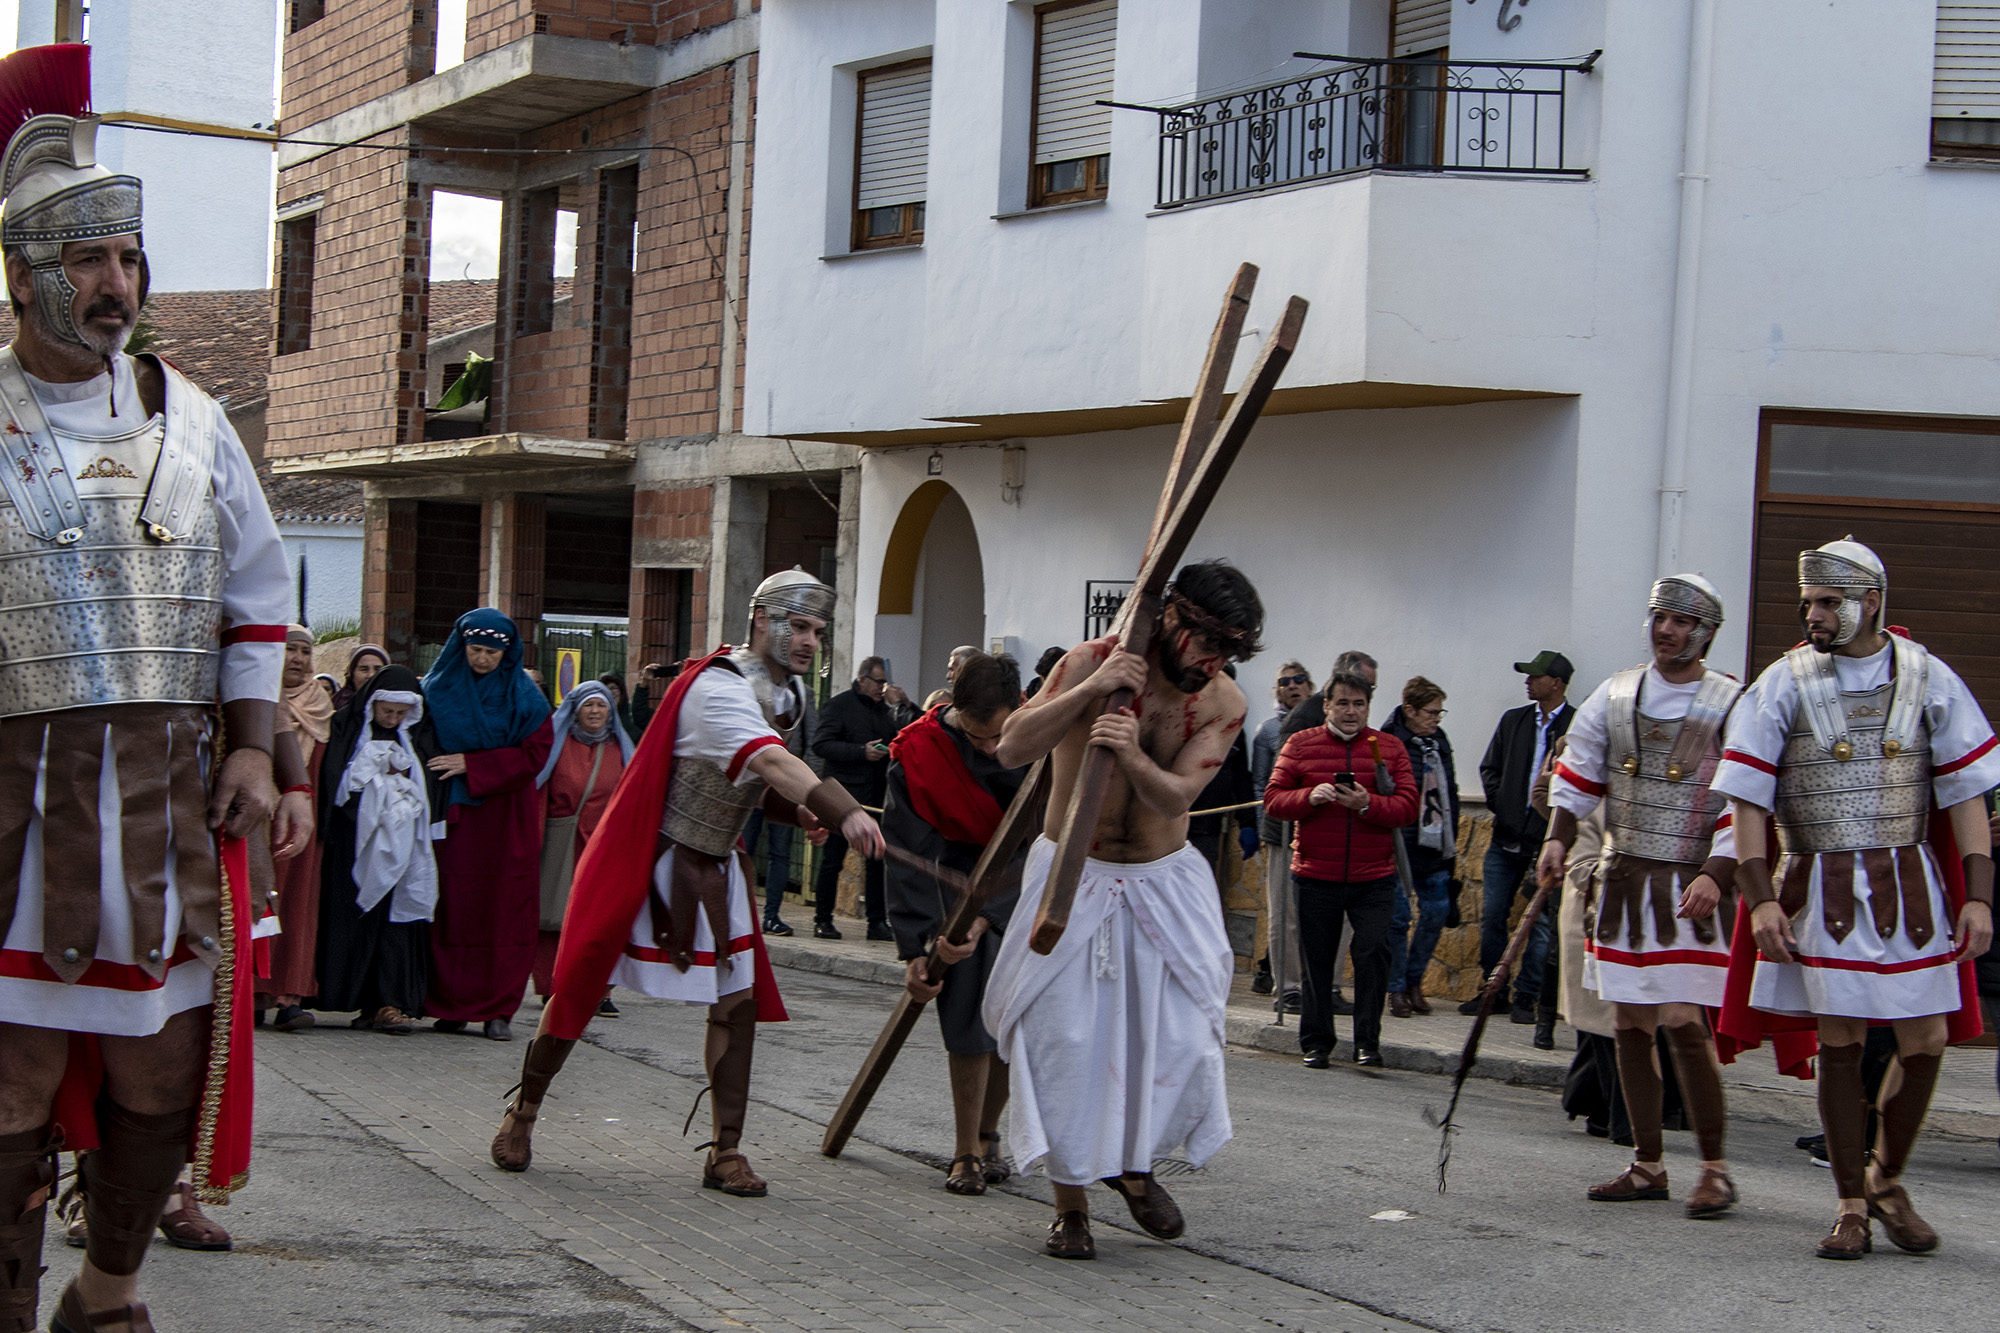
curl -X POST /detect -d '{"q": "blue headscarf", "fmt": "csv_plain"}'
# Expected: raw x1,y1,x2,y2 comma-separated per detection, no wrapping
422,608,552,807
535,681,635,788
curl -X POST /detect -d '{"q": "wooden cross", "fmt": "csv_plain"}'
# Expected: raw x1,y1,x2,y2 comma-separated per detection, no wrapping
1029,265,1308,955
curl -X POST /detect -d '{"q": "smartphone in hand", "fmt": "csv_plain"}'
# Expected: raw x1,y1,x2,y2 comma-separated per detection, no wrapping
1334,771,1357,789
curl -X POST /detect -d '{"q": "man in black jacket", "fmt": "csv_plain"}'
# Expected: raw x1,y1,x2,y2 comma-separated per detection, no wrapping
811,656,904,940
1466,650,1575,1022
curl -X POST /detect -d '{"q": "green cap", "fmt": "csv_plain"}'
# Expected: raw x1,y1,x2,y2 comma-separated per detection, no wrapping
1513,650,1574,682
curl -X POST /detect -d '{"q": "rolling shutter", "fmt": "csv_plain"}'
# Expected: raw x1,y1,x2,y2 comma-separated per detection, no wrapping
857,62,932,211
1392,0,1452,58
1935,4,2000,118
1034,1,1117,166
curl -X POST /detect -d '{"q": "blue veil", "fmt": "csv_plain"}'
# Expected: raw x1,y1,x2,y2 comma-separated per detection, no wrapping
421,608,553,806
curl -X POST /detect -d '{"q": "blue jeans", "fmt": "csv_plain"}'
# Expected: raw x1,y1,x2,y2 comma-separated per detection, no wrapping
1391,865,1454,993
1480,844,1552,1006
741,811,795,921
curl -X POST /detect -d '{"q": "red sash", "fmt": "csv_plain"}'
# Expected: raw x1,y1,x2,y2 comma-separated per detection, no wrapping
888,706,1004,846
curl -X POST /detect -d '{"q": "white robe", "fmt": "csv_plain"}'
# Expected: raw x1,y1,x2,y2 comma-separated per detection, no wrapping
1712,640,2000,1020
0,356,288,1036
340,737,439,924
983,837,1234,1185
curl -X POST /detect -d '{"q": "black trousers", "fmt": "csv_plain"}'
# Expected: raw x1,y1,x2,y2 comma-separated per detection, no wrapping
813,830,886,925
1296,874,1397,1054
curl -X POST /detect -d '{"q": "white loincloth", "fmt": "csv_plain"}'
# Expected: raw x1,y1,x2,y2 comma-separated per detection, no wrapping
1750,847,1961,1021
983,837,1233,1185
606,844,756,1005
1582,861,1731,1008
0,725,212,1037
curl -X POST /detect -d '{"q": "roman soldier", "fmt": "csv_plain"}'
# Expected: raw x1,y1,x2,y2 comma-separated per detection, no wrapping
490,569,885,1195
0,44,294,1333
1713,539,1997,1259
1539,575,1743,1217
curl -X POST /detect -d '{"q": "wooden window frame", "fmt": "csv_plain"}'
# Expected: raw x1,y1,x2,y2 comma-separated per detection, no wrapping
1029,0,1113,209
852,58,931,251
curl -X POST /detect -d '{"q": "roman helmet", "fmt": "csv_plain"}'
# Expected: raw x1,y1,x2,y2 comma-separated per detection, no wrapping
1797,536,1886,648
0,45,147,349
1648,573,1724,664
748,567,836,662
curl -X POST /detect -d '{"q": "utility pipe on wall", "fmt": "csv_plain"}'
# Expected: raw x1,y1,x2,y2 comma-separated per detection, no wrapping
1654,0,1718,577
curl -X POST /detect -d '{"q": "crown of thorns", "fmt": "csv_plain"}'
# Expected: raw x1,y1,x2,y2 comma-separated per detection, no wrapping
1164,586,1263,659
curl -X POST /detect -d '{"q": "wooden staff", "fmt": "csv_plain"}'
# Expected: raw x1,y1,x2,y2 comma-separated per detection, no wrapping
820,759,1051,1157
1029,285,1309,957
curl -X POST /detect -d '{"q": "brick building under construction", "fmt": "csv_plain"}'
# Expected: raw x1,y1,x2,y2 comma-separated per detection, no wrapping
268,1,856,682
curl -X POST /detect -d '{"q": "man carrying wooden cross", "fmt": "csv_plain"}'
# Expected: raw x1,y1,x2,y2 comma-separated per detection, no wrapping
984,559,1262,1261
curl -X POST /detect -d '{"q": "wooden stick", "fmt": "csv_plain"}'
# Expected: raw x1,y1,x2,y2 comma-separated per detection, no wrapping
820,760,1050,1157
1029,295,1310,957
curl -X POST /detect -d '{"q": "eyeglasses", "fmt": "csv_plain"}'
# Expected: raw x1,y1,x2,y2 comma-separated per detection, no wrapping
1276,674,1310,687
1415,706,1447,719
863,676,887,685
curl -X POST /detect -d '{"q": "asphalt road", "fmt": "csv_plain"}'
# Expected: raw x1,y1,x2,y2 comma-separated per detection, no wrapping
48,966,2000,1332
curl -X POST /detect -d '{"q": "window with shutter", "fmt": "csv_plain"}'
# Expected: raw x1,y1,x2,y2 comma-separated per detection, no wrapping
1934,3,2000,158
1032,0,1116,207
854,59,931,250
1391,0,1452,58
1388,0,1450,166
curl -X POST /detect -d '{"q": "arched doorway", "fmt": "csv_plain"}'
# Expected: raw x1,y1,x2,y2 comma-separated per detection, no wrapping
876,481,985,703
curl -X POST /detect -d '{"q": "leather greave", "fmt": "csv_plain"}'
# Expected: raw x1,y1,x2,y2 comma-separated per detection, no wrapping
517,1034,577,1109
0,1128,56,1333
1662,1022,1727,1161
83,1100,196,1278
705,990,758,1153
1613,1027,1664,1162
1873,1051,1941,1179
1817,1043,1868,1199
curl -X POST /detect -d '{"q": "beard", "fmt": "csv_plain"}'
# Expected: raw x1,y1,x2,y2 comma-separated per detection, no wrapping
1156,633,1216,695
74,297,136,357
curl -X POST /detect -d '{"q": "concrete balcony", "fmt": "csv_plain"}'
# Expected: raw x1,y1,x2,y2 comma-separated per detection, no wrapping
270,432,636,479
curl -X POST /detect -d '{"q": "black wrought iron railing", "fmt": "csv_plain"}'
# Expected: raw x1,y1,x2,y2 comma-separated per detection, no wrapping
1141,51,1598,209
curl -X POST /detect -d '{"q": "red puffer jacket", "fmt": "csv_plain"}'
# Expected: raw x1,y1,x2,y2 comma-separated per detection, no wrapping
1263,725,1418,883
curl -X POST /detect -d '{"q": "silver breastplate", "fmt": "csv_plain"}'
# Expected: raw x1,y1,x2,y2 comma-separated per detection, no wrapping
1776,644,1928,852
1601,667,1737,865
0,408,225,718
659,654,811,857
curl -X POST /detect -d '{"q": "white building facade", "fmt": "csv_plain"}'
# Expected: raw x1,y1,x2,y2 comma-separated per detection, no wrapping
14,0,279,291
746,1,2000,739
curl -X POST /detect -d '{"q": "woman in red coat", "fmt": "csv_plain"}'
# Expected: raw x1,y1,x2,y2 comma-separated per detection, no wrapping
421,609,553,1040
532,681,632,1004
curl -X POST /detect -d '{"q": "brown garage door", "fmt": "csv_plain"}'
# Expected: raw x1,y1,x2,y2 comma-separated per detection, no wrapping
1752,411,2000,730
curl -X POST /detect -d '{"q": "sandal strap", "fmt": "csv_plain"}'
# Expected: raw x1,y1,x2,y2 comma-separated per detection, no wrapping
948,1154,984,1172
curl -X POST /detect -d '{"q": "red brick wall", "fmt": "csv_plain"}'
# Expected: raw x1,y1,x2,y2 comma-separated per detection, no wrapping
283,0,427,131
365,498,420,662
464,1,738,57
413,500,484,644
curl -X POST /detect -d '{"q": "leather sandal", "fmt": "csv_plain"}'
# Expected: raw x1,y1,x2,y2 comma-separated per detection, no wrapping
490,1103,536,1172
1588,1162,1669,1202
1101,1173,1185,1239
1815,1211,1872,1260
979,1132,1012,1185
1683,1168,1736,1219
944,1154,986,1196
158,1180,232,1250
372,1006,414,1035
49,1280,155,1332
1866,1179,1939,1253
702,1149,768,1198
1045,1209,1095,1260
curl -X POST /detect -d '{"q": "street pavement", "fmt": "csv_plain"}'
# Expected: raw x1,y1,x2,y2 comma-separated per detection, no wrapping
44,944,2000,1332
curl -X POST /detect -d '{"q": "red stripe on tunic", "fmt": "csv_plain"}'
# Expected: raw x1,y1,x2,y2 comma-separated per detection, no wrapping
1760,950,1958,975
1588,943,1728,968
0,944,198,990
220,624,290,645
1721,749,1777,775
727,734,784,782
1555,762,1605,797
1935,735,1997,776
621,934,759,966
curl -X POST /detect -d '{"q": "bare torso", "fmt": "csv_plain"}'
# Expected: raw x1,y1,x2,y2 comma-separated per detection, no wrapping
1020,636,1247,864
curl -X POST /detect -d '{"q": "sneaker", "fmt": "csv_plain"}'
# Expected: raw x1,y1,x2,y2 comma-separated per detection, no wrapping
482,1018,513,1042
1457,996,1486,1016
763,917,794,937
597,996,621,1018
1281,990,1302,1015
272,1003,315,1033
813,922,843,941
866,922,896,942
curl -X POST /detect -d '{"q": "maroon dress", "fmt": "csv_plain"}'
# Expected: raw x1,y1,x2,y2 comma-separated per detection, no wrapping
427,718,554,1022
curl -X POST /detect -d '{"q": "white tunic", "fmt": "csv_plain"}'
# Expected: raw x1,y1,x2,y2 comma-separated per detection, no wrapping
0,357,288,1036
1552,666,1736,1006
1712,641,2000,1020
606,665,781,1005
983,837,1234,1185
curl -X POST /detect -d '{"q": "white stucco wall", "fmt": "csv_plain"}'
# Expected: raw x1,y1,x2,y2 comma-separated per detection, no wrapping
18,1,283,291
752,0,2000,770
279,522,364,631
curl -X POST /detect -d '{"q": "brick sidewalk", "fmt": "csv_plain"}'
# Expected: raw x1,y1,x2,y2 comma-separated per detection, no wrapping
262,1022,1416,1333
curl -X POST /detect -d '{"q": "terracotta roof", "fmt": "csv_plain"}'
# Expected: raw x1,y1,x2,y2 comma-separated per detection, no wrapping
260,462,363,524
427,277,573,341
0,288,273,406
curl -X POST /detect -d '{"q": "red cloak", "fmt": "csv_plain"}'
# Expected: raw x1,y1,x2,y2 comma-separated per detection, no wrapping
544,647,787,1041
887,706,1004,846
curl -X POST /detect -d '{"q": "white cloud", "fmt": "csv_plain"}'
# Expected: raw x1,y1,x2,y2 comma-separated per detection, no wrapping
430,191,500,281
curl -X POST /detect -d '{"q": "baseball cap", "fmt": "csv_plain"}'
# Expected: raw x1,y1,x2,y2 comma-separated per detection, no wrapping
1513,650,1574,682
